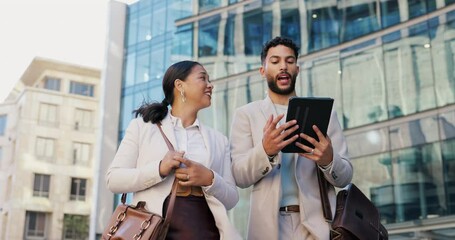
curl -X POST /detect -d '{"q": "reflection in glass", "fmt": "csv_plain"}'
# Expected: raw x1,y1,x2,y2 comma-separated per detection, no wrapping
138,12,152,43
172,24,193,60
126,13,138,47
346,128,389,158
408,0,436,19
389,117,439,150
439,111,455,140
281,9,301,47
199,0,221,13
371,145,443,223
136,49,151,83
244,10,272,56
442,139,455,214
150,45,165,82
383,21,437,117
432,13,455,107
307,6,339,52
224,13,236,56
340,2,379,42
341,47,386,128
152,2,166,37
198,15,221,57
380,0,400,28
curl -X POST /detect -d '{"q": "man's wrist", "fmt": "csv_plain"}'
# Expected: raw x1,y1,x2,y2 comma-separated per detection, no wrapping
267,154,277,162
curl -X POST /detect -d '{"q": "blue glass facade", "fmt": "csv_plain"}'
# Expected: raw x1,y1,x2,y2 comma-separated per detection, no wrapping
119,0,455,238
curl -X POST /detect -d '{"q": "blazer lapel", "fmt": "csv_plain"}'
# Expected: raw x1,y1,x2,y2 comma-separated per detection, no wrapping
260,96,278,120
160,114,178,151
198,123,213,167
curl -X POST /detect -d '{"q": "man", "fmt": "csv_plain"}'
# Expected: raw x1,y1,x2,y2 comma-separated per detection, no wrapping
230,36,353,239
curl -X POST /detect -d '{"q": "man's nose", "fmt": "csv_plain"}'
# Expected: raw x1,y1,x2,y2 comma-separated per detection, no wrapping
280,61,288,71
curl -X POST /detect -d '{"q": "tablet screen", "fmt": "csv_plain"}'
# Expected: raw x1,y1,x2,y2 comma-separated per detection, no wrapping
281,97,334,153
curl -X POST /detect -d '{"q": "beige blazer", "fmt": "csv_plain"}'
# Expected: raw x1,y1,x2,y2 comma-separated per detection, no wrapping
106,114,242,240
230,96,353,240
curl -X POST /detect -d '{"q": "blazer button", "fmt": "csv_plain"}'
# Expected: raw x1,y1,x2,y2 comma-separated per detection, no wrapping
262,167,269,175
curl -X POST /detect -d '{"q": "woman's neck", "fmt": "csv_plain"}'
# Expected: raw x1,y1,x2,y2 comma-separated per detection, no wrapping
171,106,198,128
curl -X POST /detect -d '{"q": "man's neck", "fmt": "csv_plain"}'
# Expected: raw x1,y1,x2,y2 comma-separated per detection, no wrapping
268,90,296,105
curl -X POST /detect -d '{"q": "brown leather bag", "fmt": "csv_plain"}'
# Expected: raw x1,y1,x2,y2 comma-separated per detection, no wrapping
317,166,388,240
102,123,178,240
102,183,177,240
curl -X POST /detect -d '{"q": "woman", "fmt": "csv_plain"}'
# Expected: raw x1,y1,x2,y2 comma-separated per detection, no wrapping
106,61,241,240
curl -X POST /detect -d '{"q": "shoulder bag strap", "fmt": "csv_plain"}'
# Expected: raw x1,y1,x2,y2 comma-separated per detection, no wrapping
316,164,333,222
157,123,178,226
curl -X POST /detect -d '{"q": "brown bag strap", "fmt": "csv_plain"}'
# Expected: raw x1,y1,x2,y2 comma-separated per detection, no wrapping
157,123,178,228
316,164,333,222
119,123,178,227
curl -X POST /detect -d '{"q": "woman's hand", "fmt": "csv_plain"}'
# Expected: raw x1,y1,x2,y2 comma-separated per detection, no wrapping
159,150,185,178
174,157,214,187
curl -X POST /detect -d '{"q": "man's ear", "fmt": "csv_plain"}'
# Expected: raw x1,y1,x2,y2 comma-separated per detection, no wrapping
259,66,265,77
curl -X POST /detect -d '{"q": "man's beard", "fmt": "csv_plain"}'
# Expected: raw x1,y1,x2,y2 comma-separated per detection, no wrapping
267,75,297,95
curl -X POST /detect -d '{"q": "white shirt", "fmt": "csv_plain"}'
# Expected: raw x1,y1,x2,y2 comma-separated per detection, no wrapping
169,114,209,167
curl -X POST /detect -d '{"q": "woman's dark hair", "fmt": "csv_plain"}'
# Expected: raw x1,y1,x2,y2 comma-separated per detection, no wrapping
260,36,300,65
133,60,202,124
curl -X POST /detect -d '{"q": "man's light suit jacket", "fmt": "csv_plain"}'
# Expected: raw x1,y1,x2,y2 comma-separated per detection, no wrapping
106,114,242,240
230,96,353,240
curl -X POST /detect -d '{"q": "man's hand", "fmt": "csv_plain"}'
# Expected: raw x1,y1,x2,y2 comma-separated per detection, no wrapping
296,125,333,166
262,114,299,156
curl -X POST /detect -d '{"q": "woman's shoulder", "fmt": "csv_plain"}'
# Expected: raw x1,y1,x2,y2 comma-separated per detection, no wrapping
127,117,156,129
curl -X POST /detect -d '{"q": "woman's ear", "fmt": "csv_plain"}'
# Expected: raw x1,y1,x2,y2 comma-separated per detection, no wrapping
174,79,184,91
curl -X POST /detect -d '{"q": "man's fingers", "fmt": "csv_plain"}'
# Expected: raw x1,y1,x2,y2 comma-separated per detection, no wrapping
263,115,273,132
312,125,326,144
271,114,285,126
280,134,299,148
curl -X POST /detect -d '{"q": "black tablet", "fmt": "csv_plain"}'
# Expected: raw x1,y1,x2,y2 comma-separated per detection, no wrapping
281,97,334,153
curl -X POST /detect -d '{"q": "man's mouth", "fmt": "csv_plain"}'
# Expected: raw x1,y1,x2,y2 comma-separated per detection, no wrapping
277,73,291,84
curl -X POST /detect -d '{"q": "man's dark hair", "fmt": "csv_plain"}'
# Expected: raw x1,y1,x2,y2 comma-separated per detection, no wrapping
260,36,300,64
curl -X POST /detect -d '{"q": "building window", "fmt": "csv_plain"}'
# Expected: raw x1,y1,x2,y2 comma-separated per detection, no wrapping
43,77,61,91
0,114,7,135
73,142,91,165
38,103,58,126
69,81,94,97
70,178,87,201
63,214,89,240
74,108,92,131
198,15,220,57
33,174,50,198
24,211,47,239
36,137,55,160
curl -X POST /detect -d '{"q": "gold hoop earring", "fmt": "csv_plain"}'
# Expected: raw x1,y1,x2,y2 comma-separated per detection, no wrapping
180,89,186,103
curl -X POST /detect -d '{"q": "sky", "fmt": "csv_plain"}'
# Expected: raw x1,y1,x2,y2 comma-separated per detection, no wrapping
0,0,133,102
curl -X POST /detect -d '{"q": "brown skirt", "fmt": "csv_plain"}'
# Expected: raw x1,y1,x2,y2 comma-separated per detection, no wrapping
163,195,220,240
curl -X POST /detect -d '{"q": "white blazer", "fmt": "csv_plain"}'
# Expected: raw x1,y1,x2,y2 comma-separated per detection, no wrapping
106,114,242,240
230,96,353,240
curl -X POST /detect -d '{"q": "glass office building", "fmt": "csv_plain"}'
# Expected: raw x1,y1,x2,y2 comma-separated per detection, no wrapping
114,0,455,238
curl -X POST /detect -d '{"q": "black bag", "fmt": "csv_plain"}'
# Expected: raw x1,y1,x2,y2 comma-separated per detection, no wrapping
317,167,388,240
